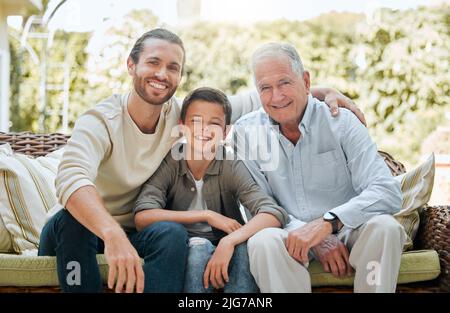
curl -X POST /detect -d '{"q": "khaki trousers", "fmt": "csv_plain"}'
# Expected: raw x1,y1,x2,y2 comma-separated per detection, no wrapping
247,214,407,293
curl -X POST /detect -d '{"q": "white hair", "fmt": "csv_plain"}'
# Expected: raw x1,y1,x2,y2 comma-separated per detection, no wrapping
252,42,305,77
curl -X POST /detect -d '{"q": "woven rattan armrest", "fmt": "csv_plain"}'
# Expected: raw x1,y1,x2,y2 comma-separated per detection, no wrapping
0,132,70,157
416,205,450,292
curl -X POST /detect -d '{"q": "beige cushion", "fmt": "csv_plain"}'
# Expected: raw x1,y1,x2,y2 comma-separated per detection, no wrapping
393,154,435,251
0,215,13,253
0,144,63,253
0,250,440,287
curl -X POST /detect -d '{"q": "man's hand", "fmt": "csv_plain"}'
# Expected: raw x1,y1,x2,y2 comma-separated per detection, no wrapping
312,235,353,278
312,87,367,127
206,211,242,234
324,91,367,127
285,218,332,266
64,186,145,293
203,237,235,290
103,228,145,293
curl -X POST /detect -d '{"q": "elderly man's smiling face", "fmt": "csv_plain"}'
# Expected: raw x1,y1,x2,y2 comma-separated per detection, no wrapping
254,54,310,127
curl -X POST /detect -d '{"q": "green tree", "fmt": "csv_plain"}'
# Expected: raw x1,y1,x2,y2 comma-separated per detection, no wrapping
9,5,449,166
84,9,160,103
354,5,450,165
9,29,91,132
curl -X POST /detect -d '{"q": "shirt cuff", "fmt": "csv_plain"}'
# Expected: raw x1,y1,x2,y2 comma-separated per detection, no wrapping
329,204,367,229
59,178,95,207
257,207,290,228
133,200,165,215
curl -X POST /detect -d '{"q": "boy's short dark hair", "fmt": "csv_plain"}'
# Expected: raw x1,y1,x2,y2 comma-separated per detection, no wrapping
129,28,185,70
181,87,232,125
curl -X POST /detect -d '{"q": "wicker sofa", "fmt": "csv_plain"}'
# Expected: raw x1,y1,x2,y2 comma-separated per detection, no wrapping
0,132,449,293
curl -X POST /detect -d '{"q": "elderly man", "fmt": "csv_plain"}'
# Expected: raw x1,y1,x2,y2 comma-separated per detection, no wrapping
234,43,406,293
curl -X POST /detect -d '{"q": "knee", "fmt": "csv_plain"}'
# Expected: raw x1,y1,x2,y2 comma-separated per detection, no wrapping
142,221,188,246
186,238,214,265
365,215,405,241
53,209,95,241
247,228,285,256
188,237,214,251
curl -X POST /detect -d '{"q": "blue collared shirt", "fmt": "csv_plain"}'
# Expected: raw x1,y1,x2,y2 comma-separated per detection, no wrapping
232,94,402,229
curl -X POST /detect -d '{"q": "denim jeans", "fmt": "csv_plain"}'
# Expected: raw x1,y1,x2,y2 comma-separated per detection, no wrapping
183,238,259,293
38,209,189,293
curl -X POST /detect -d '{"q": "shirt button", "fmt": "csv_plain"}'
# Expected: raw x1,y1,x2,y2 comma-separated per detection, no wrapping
191,187,195,192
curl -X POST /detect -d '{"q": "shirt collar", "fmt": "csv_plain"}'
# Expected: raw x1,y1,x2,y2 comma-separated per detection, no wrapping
300,94,315,134
176,143,223,177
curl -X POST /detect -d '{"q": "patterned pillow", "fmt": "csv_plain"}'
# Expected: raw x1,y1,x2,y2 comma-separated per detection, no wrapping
394,154,435,251
0,143,63,254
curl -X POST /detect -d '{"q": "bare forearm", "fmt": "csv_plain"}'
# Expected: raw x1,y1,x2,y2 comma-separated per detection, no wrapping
223,213,280,246
65,185,123,241
134,209,208,231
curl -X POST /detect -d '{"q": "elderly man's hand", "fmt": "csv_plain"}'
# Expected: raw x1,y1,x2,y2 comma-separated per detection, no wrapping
285,218,332,266
312,235,353,278
311,87,367,127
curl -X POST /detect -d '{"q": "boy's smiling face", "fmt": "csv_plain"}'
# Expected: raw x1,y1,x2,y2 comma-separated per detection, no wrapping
181,100,227,160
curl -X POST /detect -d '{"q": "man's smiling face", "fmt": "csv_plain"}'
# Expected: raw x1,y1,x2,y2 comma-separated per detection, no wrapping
254,54,310,126
128,38,184,106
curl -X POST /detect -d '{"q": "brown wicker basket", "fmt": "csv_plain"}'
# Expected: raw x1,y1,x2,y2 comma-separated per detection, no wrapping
0,132,449,293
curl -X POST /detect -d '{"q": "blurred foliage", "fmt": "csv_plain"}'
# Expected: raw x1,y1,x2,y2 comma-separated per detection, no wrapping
422,126,450,155
352,7,450,166
8,5,450,165
84,10,160,100
9,29,90,132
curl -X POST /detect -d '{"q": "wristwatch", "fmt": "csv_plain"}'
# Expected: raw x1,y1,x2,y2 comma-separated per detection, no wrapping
323,212,340,234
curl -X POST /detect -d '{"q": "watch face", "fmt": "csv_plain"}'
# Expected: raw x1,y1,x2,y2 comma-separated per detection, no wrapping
323,212,335,221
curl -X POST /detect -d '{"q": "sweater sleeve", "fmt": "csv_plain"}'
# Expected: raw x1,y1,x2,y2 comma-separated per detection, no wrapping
55,112,112,207
228,89,262,124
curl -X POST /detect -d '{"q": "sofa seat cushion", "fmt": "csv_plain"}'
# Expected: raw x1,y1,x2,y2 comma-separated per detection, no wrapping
309,249,440,286
0,250,440,287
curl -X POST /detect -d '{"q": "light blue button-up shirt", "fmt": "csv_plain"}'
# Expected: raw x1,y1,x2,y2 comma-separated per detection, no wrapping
232,94,402,229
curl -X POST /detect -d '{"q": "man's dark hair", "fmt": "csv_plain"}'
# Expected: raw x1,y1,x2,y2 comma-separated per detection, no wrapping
129,28,186,70
181,87,232,125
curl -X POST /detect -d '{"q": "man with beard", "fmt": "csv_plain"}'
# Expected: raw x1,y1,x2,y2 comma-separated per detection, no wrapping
38,29,364,293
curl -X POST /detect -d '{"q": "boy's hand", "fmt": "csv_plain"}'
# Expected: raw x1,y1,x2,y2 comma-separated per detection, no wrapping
206,211,242,234
203,238,235,289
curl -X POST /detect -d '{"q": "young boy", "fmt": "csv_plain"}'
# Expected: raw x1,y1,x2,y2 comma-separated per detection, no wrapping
133,87,289,293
